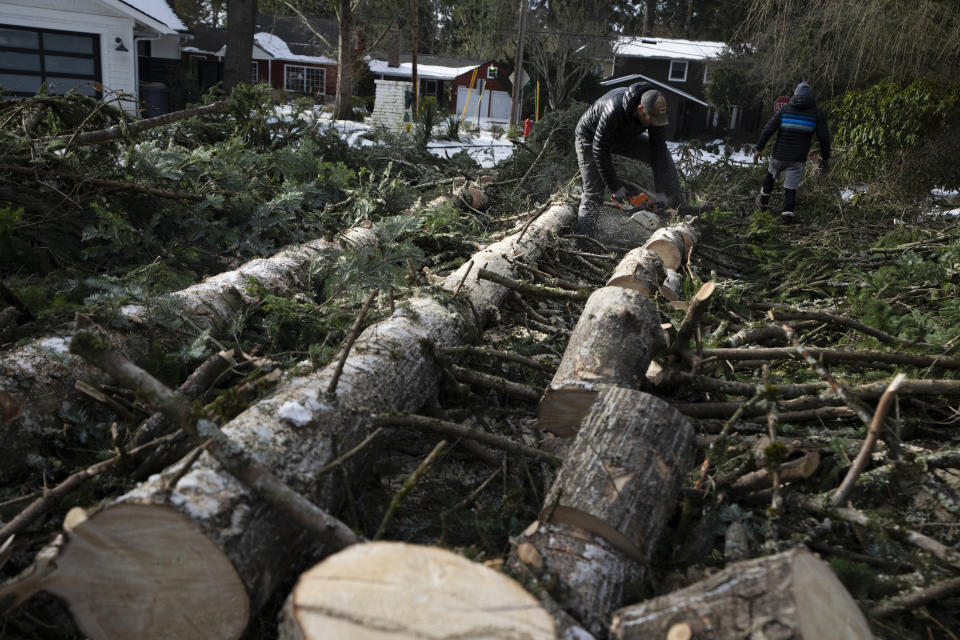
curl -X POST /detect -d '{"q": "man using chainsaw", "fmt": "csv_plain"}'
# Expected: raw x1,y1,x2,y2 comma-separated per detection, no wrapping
574,82,683,237
753,81,831,225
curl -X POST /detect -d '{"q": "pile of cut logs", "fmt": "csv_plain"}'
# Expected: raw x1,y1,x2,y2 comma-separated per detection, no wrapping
0,195,872,639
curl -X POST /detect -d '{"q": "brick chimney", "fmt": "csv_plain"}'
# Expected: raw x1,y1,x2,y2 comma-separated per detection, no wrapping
388,24,400,68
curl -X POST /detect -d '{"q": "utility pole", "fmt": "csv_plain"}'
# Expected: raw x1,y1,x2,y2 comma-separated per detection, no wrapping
509,0,527,127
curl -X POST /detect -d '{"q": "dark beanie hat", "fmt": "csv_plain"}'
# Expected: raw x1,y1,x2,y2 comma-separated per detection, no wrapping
794,82,813,99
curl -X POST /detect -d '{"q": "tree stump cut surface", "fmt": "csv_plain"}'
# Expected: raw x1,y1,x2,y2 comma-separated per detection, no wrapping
34,503,247,640
281,542,555,640
611,546,873,640
605,247,667,298
536,288,665,436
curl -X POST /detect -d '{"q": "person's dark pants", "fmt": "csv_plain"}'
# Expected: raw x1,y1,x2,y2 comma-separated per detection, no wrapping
575,133,680,236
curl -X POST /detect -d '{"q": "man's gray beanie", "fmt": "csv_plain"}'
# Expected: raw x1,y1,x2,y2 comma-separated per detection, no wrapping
794,82,813,99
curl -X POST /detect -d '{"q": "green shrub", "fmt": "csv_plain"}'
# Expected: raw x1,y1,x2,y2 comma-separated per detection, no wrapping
833,78,960,194
414,96,441,148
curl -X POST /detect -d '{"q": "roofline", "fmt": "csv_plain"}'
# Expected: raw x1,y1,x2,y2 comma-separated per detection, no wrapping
104,0,183,34
599,73,709,107
613,36,726,61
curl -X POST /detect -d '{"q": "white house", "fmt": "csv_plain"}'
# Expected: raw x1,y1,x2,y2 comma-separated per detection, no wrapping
0,0,188,112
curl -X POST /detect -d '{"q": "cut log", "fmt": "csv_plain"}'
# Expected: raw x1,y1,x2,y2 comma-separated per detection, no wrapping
513,520,640,636
542,388,695,560
536,287,665,436
660,268,683,301
643,223,695,270
0,226,378,485
594,208,658,250
0,504,248,640
5,201,576,638
279,542,555,639
610,546,873,640
605,247,667,297
453,183,490,211
519,387,695,635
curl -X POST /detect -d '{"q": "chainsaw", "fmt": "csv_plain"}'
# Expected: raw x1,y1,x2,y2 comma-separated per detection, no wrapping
607,190,664,233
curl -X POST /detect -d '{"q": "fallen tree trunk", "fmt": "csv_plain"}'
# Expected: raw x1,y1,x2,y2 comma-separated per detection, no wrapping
605,247,667,297
610,546,872,640
536,287,665,436
2,201,576,638
0,227,377,484
643,218,697,270
516,387,695,635
279,542,555,639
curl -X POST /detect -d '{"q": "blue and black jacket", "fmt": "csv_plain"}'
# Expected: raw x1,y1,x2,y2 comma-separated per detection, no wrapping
756,93,830,163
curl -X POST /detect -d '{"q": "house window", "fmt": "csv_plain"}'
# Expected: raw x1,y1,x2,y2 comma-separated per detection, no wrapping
0,24,100,97
250,62,258,82
668,59,688,82
421,78,437,96
486,65,498,79
285,64,325,95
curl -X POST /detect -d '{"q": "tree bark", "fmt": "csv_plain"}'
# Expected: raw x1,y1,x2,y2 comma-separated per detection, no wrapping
224,0,257,92
4,201,576,637
517,387,695,635
0,228,378,485
537,287,665,436
605,247,666,297
332,0,355,120
279,542,555,639
611,546,873,640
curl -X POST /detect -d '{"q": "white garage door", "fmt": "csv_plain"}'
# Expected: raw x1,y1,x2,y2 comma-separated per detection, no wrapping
457,85,511,121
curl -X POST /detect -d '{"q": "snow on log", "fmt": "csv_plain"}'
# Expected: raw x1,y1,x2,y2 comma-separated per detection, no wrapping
605,247,666,297
9,201,576,638
536,287,665,436
516,387,695,635
610,546,873,640
0,227,378,484
279,542,555,640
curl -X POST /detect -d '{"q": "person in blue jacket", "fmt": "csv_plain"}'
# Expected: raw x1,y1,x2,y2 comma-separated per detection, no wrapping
753,81,831,225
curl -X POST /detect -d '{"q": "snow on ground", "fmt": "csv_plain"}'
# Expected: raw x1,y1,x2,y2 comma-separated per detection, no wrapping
668,139,754,169
275,106,515,168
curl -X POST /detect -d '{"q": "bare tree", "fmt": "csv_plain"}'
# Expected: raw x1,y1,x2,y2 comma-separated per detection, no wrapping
524,3,613,111
738,0,960,94
224,0,258,91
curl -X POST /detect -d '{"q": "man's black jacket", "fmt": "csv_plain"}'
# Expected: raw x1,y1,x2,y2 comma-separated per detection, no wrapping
575,82,673,196
756,93,831,163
